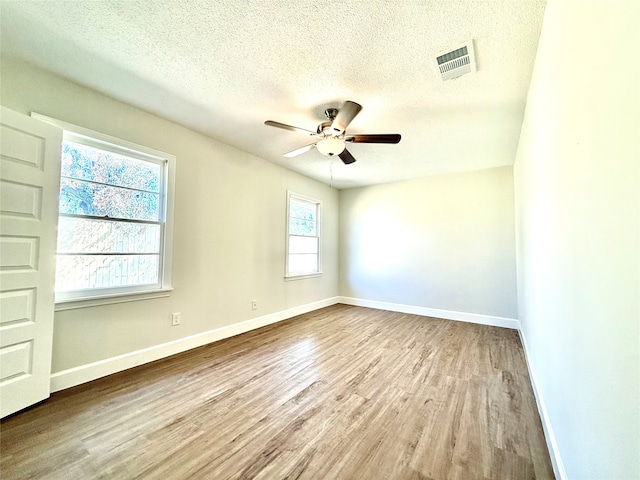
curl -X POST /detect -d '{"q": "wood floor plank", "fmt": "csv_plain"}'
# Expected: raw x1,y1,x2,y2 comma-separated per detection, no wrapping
0,304,554,479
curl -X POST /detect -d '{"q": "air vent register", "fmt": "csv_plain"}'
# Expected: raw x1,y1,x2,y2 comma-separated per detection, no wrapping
436,41,476,81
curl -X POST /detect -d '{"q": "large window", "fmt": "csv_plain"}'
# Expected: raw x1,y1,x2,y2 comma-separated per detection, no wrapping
286,192,321,278
34,114,175,304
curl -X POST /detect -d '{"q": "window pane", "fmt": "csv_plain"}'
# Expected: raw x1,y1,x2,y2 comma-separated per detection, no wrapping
288,254,319,274
55,254,159,292
289,217,317,236
62,141,160,192
59,178,159,221
57,217,160,254
289,236,318,254
289,199,316,222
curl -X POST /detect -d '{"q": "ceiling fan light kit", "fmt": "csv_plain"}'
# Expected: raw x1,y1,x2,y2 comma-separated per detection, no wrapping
316,137,345,156
265,100,401,165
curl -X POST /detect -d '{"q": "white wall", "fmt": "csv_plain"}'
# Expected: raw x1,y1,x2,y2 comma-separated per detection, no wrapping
514,0,640,478
339,167,518,320
0,57,339,375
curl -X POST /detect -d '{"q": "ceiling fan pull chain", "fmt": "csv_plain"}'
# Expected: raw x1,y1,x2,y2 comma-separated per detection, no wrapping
329,160,334,189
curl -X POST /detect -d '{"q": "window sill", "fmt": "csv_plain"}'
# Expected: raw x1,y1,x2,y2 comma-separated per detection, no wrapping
284,272,323,281
54,287,174,311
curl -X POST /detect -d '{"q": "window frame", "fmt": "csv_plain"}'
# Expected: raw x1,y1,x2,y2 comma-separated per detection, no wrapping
285,191,322,279
31,113,175,309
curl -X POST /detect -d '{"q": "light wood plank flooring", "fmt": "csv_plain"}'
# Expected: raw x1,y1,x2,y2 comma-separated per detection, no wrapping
1,304,554,479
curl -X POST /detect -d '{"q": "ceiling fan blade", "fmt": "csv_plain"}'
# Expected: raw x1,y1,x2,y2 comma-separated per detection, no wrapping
345,134,401,144
331,101,362,134
339,148,356,165
283,143,316,157
264,120,318,137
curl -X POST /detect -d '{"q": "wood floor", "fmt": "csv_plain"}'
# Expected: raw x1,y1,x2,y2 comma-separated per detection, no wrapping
1,304,554,479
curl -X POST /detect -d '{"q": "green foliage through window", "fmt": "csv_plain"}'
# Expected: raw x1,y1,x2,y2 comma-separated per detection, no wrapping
56,140,164,293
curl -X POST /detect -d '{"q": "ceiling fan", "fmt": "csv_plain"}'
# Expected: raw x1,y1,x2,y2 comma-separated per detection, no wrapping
264,100,401,165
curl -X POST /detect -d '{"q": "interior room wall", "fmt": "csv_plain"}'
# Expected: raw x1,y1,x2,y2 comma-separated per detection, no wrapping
513,0,640,478
339,166,518,321
0,57,339,375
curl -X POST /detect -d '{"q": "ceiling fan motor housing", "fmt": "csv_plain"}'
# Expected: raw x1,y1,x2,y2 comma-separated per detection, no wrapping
317,121,334,135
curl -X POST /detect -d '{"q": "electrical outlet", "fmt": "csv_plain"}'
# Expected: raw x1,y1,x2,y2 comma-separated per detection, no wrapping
171,312,181,326
251,300,258,310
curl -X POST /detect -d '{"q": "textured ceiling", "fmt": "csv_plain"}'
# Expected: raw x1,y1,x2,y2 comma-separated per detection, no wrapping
0,0,546,189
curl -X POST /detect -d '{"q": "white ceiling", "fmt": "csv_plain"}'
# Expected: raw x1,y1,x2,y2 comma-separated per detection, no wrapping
0,1,546,189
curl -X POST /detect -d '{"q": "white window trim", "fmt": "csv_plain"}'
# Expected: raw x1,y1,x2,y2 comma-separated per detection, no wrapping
53,288,174,311
285,191,322,279
284,273,323,282
31,112,176,308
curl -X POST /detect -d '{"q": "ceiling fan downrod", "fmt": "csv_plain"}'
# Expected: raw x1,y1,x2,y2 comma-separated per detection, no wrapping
324,108,339,121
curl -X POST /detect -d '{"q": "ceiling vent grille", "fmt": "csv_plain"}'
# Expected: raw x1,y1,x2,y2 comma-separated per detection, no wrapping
436,41,476,81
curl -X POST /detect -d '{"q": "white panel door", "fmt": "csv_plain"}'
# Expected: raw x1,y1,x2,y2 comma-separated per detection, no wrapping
0,107,62,418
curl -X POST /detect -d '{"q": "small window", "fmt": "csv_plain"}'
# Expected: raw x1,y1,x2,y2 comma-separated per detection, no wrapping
34,113,176,303
286,192,322,278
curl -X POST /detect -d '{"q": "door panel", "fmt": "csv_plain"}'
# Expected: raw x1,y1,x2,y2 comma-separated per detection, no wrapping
0,107,62,418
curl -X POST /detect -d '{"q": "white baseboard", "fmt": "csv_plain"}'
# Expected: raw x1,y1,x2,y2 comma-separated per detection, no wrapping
518,329,567,480
50,296,340,392
338,296,520,330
